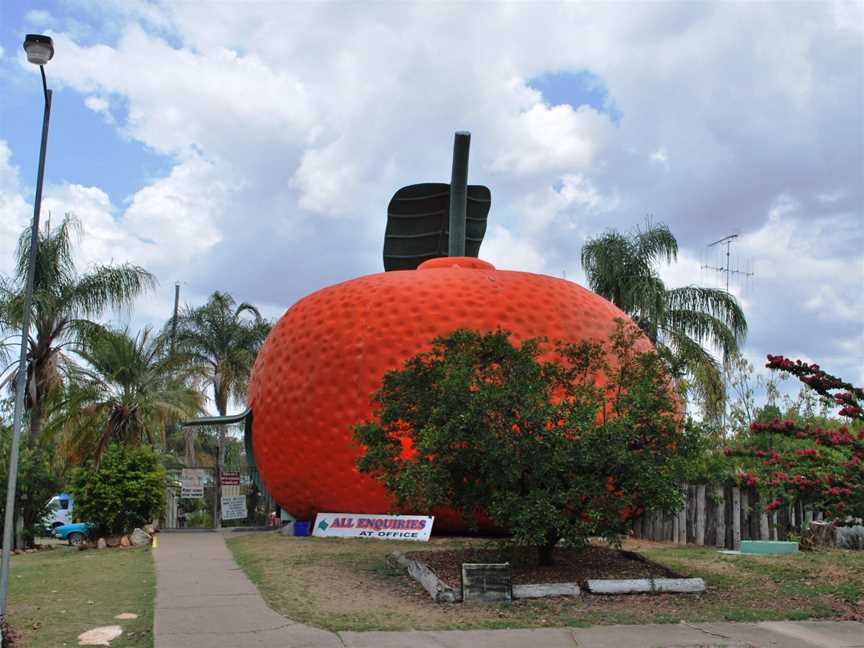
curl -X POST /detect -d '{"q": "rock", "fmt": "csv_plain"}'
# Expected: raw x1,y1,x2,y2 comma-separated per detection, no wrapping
130,528,151,546
77,625,122,646
120,535,130,547
97,538,107,550
836,525,864,550
114,612,138,620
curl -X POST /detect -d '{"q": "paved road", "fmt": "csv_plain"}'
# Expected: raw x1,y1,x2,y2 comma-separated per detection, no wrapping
153,532,863,647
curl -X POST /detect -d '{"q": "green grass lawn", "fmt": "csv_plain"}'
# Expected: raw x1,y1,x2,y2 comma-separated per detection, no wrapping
227,533,864,632
7,543,155,647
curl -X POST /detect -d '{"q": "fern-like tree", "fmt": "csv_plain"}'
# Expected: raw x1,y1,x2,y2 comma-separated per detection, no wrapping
47,326,204,463
0,215,155,445
581,223,747,421
173,292,270,465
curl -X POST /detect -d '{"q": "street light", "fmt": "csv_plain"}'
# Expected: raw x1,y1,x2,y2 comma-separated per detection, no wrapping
23,34,54,65
0,34,55,620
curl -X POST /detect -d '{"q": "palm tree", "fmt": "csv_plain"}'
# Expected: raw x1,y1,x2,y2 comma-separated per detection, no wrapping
580,222,747,420
173,291,271,466
47,326,204,464
0,215,155,445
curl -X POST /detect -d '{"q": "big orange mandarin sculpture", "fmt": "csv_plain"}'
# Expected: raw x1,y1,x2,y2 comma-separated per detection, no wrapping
246,132,655,527
247,256,652,524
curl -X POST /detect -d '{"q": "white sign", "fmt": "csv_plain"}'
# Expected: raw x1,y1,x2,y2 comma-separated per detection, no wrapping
180,469,205,498
312,513,434,541
221,495,247,520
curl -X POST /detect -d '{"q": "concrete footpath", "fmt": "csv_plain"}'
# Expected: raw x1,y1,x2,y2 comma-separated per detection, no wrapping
153,532,863,648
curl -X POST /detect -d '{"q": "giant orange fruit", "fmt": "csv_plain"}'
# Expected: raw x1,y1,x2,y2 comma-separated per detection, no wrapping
247,257,652,526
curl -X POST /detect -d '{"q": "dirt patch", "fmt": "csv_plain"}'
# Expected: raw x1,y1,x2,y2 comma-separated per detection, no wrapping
405,545,681,588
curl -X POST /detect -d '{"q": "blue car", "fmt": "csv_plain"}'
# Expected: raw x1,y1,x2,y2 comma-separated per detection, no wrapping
54,522,92,545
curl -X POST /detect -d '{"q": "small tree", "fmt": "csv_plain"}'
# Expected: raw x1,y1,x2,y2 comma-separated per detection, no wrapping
70,443,167,537
48,326,203,464
0,428,60,546
726,355,864,522
354,322,693,564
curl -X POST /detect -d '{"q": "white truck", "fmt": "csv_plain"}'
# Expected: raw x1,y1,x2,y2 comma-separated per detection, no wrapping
43,493,73,529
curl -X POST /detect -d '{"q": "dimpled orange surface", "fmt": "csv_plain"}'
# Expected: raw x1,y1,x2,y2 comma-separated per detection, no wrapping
247,258,651,526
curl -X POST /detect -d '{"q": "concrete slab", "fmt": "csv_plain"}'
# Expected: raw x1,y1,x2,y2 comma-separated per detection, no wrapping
568,623,742,647
341,622,864,647
741,540,799,555
689,622,818,647
340,628,578,647
758,621,864,647
153,532,343,648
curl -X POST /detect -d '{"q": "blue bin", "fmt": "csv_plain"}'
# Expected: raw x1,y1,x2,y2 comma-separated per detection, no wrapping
294,520,310,537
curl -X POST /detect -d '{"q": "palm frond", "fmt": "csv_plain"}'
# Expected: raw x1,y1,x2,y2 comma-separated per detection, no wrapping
66,264,156,318
660,329,725,418
634,222,678,267
665,286,747,346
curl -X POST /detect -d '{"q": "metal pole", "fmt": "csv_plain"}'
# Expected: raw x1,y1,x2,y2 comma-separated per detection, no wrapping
447,131,470,257
216,430,223,530
0,72,52,617
170,282,180,353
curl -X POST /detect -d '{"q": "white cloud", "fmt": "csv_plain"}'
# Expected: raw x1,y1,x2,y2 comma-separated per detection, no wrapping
0,2,861,392
492,103,613,176
25,10,54,26
482,226,546,274
0,142,32,276
650,148,669,167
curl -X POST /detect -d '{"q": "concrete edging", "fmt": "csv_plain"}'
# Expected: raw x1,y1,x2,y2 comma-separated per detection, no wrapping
390,551,460,603
586,577,705,594
513,583,580,599
393,552,704,602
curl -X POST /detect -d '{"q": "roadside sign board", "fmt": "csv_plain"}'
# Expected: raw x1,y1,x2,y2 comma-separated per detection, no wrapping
221,471,241,485
221,495,247,520
312,513,434,541
180,469,205,498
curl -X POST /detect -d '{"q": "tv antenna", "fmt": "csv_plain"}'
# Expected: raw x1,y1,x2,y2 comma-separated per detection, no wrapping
701,234,754,294
700,233,754,435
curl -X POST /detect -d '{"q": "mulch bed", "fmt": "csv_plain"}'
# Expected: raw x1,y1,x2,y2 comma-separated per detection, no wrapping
405,545,682,589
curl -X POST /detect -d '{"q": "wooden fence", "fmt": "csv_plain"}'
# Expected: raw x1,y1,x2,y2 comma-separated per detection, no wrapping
630,484,825,549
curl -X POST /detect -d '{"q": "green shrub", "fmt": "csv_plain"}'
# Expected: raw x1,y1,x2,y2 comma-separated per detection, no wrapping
0,429,62,546
70,443,167,536
354,322,696,564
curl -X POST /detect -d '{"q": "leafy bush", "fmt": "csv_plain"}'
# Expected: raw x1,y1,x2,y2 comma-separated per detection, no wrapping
70,443,167,536
0,429,61,546
354,322,696,564
726,355,863,522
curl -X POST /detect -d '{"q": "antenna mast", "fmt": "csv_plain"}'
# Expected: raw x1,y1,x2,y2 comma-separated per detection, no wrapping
700,233,754,436
701,234,753,295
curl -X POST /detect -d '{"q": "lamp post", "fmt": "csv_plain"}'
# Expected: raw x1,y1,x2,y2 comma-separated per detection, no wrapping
0,34,54,619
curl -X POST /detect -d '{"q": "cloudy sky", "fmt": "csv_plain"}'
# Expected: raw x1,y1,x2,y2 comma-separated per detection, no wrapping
1,1,862,400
